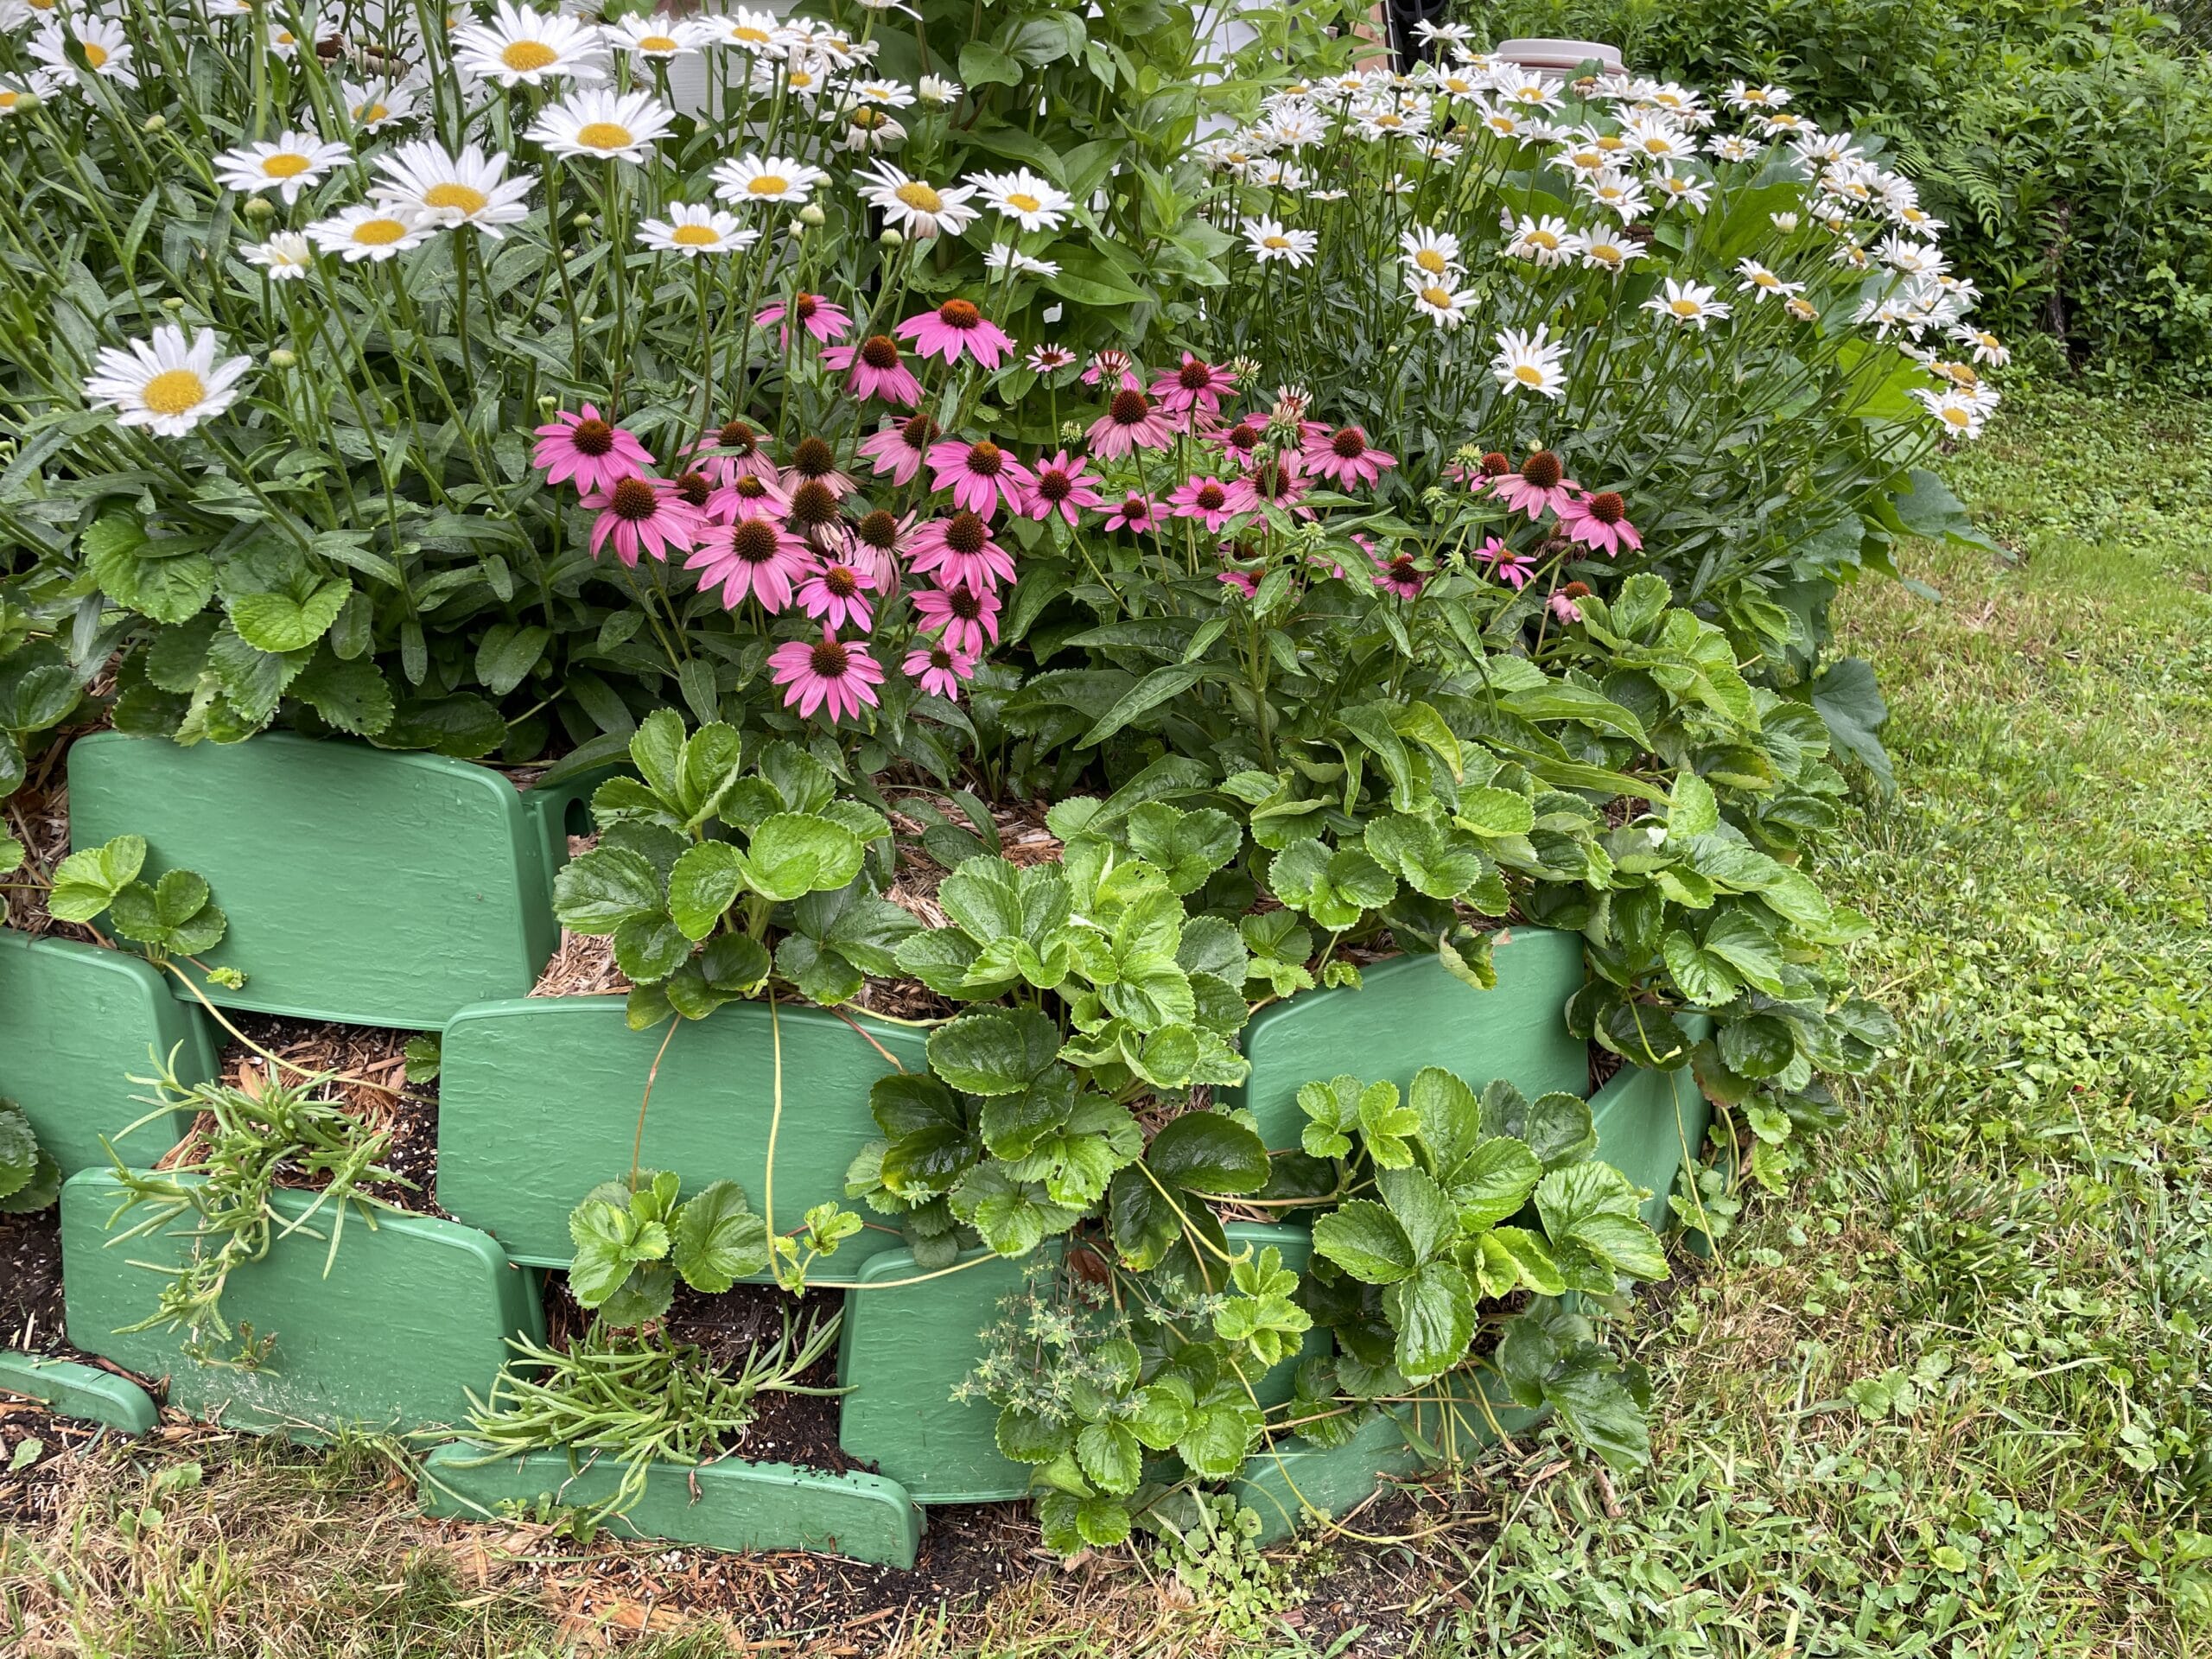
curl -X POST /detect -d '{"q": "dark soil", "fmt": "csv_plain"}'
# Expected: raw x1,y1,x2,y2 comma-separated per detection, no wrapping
0,1207,69,1355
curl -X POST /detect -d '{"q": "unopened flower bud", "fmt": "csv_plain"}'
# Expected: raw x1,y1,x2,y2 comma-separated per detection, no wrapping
797,203,826,227
537,393,559,416
142,113,166,134
12,92,40,114
243,196,276,222
159,296,185,311
268,347,296,368
878,226,903,247
569,211,594,230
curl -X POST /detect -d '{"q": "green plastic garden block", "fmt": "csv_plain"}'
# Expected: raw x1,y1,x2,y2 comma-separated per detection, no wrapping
1588,1052,1713,1234
435,995,928,1279
0,928,213,1174
417,1442,922,1567
833,1223,1319,1506
67,731,601,1030
1230,930,1587,1153
0,1350,159,1434
60,1167,543,1433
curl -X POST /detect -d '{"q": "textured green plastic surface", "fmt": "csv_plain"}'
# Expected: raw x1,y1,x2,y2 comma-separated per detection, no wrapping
419,1444,922,1567
67,731,598,1030
1589,1054,1713,1233
834,1245,1030,1503
60,1168,544,1433
436,995,927,1277
1231,931,1587,1152
0,929,212,1174
0,1350,159,1434
1233,1393,1546,1543
834,1223,1319,1506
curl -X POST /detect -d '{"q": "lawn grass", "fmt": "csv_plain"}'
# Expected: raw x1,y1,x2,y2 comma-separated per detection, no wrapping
5,387,2210,1657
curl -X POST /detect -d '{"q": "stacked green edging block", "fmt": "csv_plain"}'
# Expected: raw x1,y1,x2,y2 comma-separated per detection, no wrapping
0,1351,159,1434
60,1168,542,1433
67,732,600,1030
435,995,928,1278
418,1446,923,1568
0,929,212,1174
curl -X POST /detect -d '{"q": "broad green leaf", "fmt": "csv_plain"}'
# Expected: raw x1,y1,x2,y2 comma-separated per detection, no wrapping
228,575,353,654
669,1179,770,1292
1386,1259,1476,1379
666,841,747,940
1146,1111,1269,1194
927,1007,1060,1096
1313,1198,1418,1283
47,835,145,922
743,813,864,901
555,844,665,933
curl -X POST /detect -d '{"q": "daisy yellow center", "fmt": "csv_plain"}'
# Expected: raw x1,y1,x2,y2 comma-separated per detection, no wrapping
733,25,769,42
81,41,109,67
639,34,677,50
1420,284,1454,308
1596,134,1624,150
788,70,813,88
894,181,944,213
1513,364,1545,385
1414,249,1446,274
274,30,295,44
1006,191,1041,213
356,102,390,123
1751,271,1779,288
0,92,21,109
1940,406,1971,429
852,109,885,128
28,0,54,9
141,369,207,417
747,174,790,195
1527,230,1559,250
500,40,558,72
350,216,410,245
425,181,489,214
261,152,312,178
1263,235,1290,250
671,223,720,246
1591,245,1623,264
576,122,634,150
1669,297,1701,317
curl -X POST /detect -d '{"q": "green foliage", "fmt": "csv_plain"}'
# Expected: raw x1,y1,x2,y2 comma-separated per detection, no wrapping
564,1171,772,1327
0,1098,61,1216
43,835,228,960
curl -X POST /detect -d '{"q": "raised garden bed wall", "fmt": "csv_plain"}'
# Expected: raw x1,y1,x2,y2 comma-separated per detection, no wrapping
67,732,599,1030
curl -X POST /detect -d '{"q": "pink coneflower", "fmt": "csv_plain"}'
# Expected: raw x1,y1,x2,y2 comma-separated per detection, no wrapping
1217,567,1261,598
1082,347,1141,390
1486,449,1579,520
1549,582,1591,625
1087,388,1175,459
720,469,791,521
756,291,851,346
1556,488,1643,556
896,299,1015,369
1224,456,1312,519
782,435,856,501
912,581,1001,654
1368,539,1427,600
1151,353,1237,420
796,555,882,631
692,418,777,487
1103,490,1159,534
856,414,938,486
848,508,915,586
1300,424,1397,488
926,438,1033,515
822,334,923,406
903,640,977,700
1027,342,1077,374
909,510,1016,592
770,625,885,722
1019,450,1105,524
1167,474,1242,533
686,514,811,611
1219,418,1264,470
534,404,653,493
1477,536,1535,589
585,475,702,566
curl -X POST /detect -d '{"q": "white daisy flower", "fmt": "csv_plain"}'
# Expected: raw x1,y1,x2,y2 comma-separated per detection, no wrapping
1489,69,1563,111
983,244,1059,276
1759,111,1815,137
1621,111,1698,164
858,160,979,239
341,79,417,131
453,2,605,88
1405,269,1478,328
372,140,537,238
1579,232,1642,271
756,54,829,101
711,152,827,206
29,16,137,89
1491,326,1567,397
1555,139,1613,177
607,14,708,59
1897,205,1948,235
1504,213,1577,268
1912,386,1994,440
526,89,675,163
1651,168,1713,213
1242,215,1317,267
1709,135,1758,162
83,325,252,437
704,8,789,56
970,168,1072,232
0,70,60,115
1952,325,2010,366
1734,258,1803,302
1262,105,1327,149
1643,277,1730,329
918,74,962,105
636,201,757,257
1725,81,1791,109
1414,19,1474,46
1399,226,1462,280
1637,84,1709,125
836,103,906,152
308,203,434,261
1478,105,1534,143
850,78,914,108
1579,168,1649,224
1770,211,1801,233
213,130,352,205
1417,137,1465,163
0,0,65,19
242,232,316,279
264,20,310,60
1875,232,1947,276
